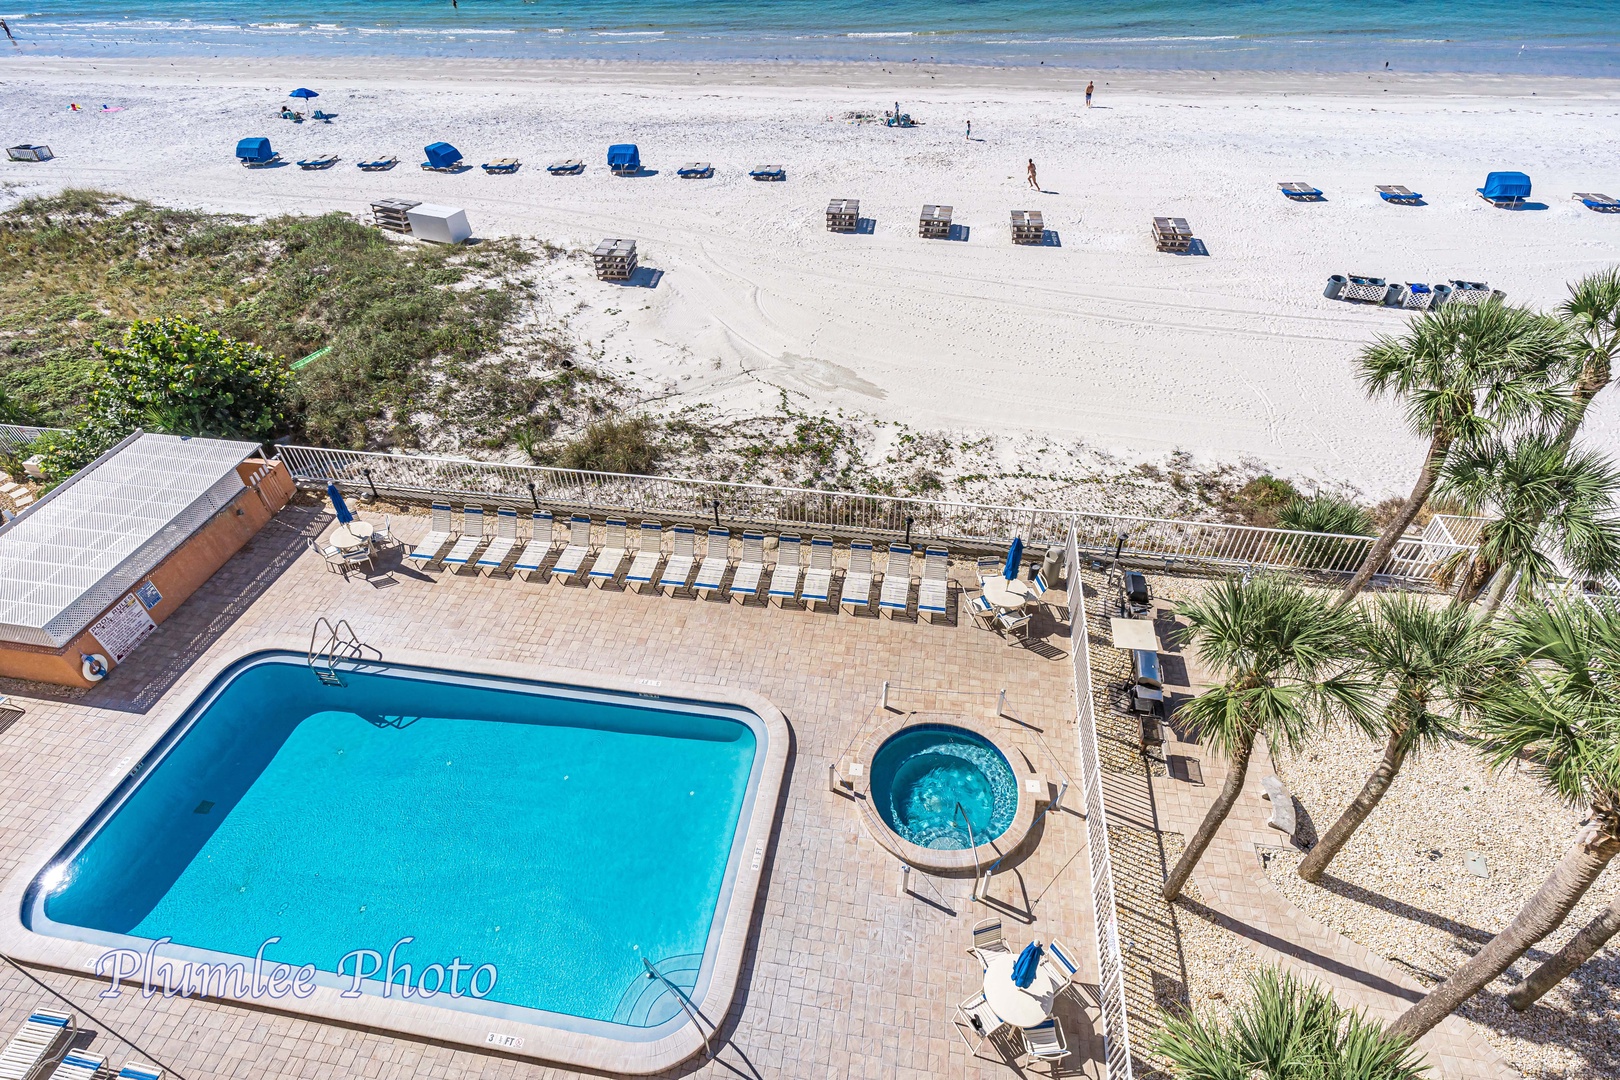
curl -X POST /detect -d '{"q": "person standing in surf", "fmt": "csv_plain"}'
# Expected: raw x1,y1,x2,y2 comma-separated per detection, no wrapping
1086,81,1094,107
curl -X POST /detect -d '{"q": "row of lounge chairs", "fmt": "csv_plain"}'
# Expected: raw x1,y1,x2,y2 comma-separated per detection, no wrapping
402,505,958,615
1284,174,1620,212
0,1007,163,1080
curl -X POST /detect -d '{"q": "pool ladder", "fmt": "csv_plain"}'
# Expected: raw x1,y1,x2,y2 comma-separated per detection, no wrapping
308,617,377,687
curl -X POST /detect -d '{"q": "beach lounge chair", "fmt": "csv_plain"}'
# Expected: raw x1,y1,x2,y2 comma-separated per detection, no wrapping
6,144,53,162
624,522,663,590
547,159,584,175
1023,1018,1070,1069
357,155,398,171
677,162,713,178
750,165,786,181
235,137,279,167
297,153,338,169
659,525,697,593
769,534,804,604
693,528,731,595
607,143,641,175
312,108,334,122
0,1009,74,1080
475,506,520,573
441,506,487,570
1478,170,1531,208
512,510,555,578
49,1051,106,1080
550,515,594,582
406,502,456,565
118,1064,164,1080
841,539,875,611
421,141,464,172
481,157,521,174
1376,184,1423,204
879,543,914,616
918,546,950,619
1278,181,1324,201
801,536,835,609
589,518,630,586
730,531,767,602
1575,192,1620,213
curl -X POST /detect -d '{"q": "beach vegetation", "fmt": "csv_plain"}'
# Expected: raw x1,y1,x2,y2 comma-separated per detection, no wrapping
1227,474,1301,527
1275,494,1375,570
553,416,662,475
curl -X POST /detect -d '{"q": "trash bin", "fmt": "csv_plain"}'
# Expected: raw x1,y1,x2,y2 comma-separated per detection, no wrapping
1041,547,1063,587
1323,274,1346,300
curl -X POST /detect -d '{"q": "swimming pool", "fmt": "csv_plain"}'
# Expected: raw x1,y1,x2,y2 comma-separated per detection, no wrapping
8,648,787,1072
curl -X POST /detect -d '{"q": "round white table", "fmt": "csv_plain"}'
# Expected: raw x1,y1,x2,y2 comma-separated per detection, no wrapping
981,576,1039,612
982,951,1062,1029
330,520,374,550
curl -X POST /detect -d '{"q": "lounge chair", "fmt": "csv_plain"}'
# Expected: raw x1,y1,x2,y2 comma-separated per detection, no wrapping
730,531,767,603
441,506,487,570
625,522,664,590
677,162,713,178
311,109,334,122
356,155,398,171
421,141,464,172
49,1051,106,1080
1278,181,1324,201
235,137,279,167
481,157,521,174
589,518,630,586
549,515,594,582
659,524,697,592
1376,184,1423,204
918,546,950,619
693,528,731,595
0,1009,74,1080
607,143,641,176
1575,192,1620,213
1478,170,1531,208
1022,1018,1069,1071
953,990,1014,1060
878,543,914,616
406,502,456,565
769,534,804,605
750,165,786,181
512,510,555,578
475,506,520,573
118,1064,164,1080
801,536,834,609
546,159,584,175
297,154,338,169
841,539,875,611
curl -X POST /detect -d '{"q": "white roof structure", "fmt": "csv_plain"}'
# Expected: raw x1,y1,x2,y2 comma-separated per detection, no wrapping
0,432,258,648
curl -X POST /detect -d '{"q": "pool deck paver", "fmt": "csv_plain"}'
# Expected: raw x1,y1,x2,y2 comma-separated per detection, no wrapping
0,500,1105,1080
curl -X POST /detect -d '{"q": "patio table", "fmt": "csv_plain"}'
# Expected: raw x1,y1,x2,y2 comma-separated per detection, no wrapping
982,951,1063,1029
330,520,374,551
981,577,1038,612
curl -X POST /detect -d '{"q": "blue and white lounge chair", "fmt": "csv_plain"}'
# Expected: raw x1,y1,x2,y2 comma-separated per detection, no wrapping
589,518,629,586
750,165,786,181
840,539,875,611
441,506,487,570
50,1051,106,1080
1278,181,1323,201
297,153,338,169
475,507,520,573
547,158,584,175
693,528,731,596
118,1064,164,1080
879,543,913,616
625,522,663,590
0,1009,74,1079
357,155,398,171
659,525,697,593
1478,170,1531,208
421,141,463,172
481,157,521,174
512,510,555,578
801,536,834,609
550,515,594,582
1376,184,1423,204
1575,192,1620,213
236,137,279,167
677,162,713,179
918,546,950,619
730,531,767,602
406,502,455,565
769,534,803,605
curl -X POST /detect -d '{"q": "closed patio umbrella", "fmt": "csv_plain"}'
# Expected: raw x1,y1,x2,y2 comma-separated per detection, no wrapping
326,482,353,524
1003,536,1024,580
1012,941,1043,988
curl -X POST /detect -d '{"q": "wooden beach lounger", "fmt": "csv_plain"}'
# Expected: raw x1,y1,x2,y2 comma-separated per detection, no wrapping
297,154,338,170
357,155,398,171
677,162,713,178
750,165,786,181
1376,184,1423,204
919,204,952,238
592,239,638,281
546,159,584,175
826,199,859,232
1575,192,1620,212
1278,181,1324,201
1152,216,1193,253
1009,209,1043,245
481,158,521,174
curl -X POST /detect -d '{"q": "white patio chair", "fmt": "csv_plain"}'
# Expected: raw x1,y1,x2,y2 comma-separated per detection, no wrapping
406,501,455,565
441,506,487,571
997,607,1034,645
659,524,697,593
513,510,555,578
475,506,520,573
801,536,834,608
625,522,664,590
730,531,767,602
878,543,914,616
968,917,1009,965
1022,1017,1069,1071
952,990,1014,1061
694,528,732,595
768,534,803,605
550,515,594,582
1044,938,1091,1008
918,546,950,619
589,518,630,586
840,539,875,611
306,536,350,576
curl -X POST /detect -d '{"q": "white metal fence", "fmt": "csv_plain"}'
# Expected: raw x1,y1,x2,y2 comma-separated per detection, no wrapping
275,444,1470,585
0,424,58,458
1068,523,1133,1080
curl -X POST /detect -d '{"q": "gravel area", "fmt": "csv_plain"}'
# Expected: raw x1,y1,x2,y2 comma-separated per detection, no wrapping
1267,726,1620,1080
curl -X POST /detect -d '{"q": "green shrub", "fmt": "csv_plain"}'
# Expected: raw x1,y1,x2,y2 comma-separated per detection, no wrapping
555,417,661,475
1277,495,1375,538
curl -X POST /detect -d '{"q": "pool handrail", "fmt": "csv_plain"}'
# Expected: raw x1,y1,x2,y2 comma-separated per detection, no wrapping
643,957,712,1060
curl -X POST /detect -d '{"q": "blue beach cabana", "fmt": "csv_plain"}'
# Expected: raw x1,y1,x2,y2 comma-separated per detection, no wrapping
235,137,278,166
422,142,464,171
1478,171,1531,208
607,143,641,175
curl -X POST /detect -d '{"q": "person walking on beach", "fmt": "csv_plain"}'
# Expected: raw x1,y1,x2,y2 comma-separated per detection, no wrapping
1026,159,1039,191
965,119,971,140
0,19,16,45
1085,80,1094,107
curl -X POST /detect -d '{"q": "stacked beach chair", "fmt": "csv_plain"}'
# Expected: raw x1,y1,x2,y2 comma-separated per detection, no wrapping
826,199,860,233
1010,210,1044,245
593,239,638,282
919,204,952,239
1152,216,1192,253
370,199,419,234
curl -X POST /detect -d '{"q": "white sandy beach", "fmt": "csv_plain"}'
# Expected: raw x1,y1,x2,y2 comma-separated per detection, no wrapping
4,58,1620,497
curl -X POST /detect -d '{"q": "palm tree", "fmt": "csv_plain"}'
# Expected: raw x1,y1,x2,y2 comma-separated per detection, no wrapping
1555,267,1620,448
1161,575,1372,902
1389,601,1620,1042
1337,302,1571,606
1154,967,1429,1080
1439,434,1620,613
1507,891,1620,1011
1297,597,1499,883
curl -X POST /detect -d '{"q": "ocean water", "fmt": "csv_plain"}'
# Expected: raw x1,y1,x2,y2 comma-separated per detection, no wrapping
4,0,1618,75
35,657,759,1026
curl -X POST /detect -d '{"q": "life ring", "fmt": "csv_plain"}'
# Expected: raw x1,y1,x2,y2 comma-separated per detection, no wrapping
81,654,109,682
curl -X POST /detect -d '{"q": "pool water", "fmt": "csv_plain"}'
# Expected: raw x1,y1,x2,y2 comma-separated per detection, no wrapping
30,656,762,1030
869,725,1016,849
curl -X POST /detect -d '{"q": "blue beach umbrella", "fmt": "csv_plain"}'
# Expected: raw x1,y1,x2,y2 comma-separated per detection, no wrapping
1012,941,1043,989
326,482,353,524
1003,536,1024,580
290,87,319,103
